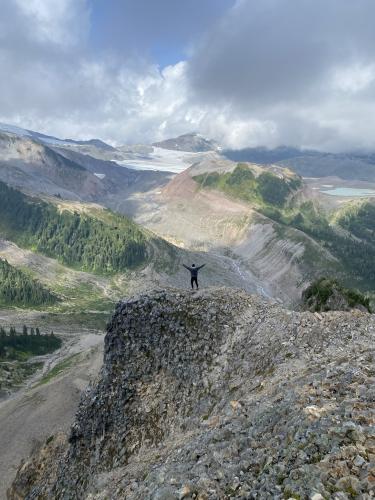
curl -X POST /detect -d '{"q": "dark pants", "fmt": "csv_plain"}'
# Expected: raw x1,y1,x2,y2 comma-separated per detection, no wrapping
191,277,198,289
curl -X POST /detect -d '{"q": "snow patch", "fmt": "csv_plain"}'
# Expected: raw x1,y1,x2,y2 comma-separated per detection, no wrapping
117,147,206,173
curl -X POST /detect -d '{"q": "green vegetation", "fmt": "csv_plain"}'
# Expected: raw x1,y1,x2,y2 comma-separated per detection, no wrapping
194,163,302,208
0,258,58,307
20,311,109,332
0,327,62,361
196,165,375,288
302,277,371,312
257,172,299,206
249,198,375,290
286,201,375,288
0,326,61,393
0,180,147,274
0,360,43,392
46,435,55,445
36,353,80,386
337,202,375,243
52,279,115,313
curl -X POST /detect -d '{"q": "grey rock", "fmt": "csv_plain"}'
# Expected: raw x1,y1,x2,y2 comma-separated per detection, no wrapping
7,288,375,500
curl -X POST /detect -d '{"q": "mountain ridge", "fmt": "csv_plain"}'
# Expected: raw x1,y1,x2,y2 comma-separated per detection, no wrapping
223,146,375,182
8,287,375,499
153,133,219,152
0,122,115,151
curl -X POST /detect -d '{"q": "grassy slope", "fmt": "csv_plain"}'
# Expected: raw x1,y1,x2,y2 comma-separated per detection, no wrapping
193,163,302,209
0,180,149,275
194,164,375,291
0,182,180,314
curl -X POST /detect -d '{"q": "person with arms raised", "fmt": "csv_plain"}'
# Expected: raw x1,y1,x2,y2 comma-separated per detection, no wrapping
182,263,206,290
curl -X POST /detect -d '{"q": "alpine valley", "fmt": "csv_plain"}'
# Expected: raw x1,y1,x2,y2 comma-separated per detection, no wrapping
0,124,374,499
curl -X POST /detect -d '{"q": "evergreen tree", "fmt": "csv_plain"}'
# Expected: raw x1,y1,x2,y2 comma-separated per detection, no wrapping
0,180,147,275
0,258,57,307
0,327,62,361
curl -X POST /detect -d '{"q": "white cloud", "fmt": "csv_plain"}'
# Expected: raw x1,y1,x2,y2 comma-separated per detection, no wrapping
0,1,197,144
1,0,375,151
13,0,89,46
331,64,375,94
187,0,375,151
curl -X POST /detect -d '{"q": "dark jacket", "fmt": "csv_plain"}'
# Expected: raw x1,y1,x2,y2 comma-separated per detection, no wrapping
183,264,205,277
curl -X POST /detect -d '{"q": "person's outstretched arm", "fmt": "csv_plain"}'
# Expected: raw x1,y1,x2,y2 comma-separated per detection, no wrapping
182,264,191,270
197,264,206,270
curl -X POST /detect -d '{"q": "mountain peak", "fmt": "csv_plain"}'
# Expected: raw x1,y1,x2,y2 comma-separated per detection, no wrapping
153,132,218,152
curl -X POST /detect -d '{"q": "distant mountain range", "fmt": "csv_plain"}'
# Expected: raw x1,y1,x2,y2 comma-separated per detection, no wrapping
0,128,172,203
223,145,375,182
2,120,375,182
153,134,375,183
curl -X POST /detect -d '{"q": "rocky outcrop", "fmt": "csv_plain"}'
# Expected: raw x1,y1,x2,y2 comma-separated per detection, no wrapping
302,278,372,313
9,288,375,499
153,133,217,152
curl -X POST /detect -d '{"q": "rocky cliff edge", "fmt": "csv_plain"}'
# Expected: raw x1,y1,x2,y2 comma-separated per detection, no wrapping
8,288,375,499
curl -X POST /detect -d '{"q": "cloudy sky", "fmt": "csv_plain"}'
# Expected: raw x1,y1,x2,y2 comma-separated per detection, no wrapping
1,0,375,150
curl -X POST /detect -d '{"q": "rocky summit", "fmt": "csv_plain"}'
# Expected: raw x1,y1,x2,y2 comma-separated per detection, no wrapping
8,288,375,499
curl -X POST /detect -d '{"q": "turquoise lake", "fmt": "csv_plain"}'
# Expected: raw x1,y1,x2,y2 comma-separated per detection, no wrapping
320,187,375,197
